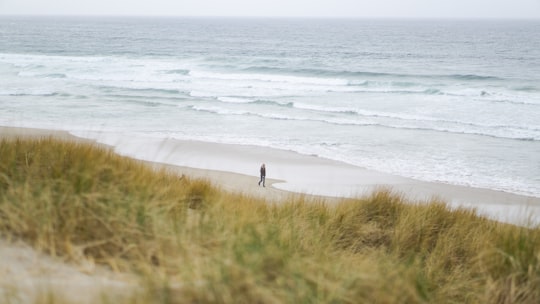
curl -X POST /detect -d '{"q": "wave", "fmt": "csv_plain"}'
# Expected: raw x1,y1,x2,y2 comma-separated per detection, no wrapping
47,73,67,78
96,85,188,96
351,87,444,95
215,96,294,107
188,70,349,86
467,89,540,106
217,96,255,103
198,95,539,139
187,104,317,122
187,105,250,117
17,71,68,79
186,103,540,142
102,94,188,105
6,53,531,105
34,73,68,79
184,78,447,97
189,91,216,98
0,90,59,97
348,87,538,104
290,102,448,122
514,86,539,92
184,69,519,99
241,66,411,79
252,99,294,108
480,97,540,106
163,69,190,75
239,65,506,82
110,98,174,108
3,52,516,92
447,74,503,81
292,103,358,115
295,102,540,137
375,124,540,142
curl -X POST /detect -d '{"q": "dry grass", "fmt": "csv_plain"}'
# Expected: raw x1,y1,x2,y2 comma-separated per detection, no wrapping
1,137,539,303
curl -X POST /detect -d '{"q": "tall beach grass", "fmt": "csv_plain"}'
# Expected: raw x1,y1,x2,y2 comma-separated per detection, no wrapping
1,137,539,303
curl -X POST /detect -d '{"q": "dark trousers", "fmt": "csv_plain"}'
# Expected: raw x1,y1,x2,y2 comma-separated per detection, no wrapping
258,175,265,187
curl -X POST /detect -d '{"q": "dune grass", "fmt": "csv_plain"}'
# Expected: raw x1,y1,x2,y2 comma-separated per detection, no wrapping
1,137,539,303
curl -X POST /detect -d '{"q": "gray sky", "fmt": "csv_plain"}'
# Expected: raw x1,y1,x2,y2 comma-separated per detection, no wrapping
1,0,539,19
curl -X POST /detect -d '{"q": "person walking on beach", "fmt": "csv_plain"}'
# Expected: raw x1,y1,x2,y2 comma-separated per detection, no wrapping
258,163,266,187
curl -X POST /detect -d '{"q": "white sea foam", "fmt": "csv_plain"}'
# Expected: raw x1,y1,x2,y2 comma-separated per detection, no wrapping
189,70,349,86
217,96,255,103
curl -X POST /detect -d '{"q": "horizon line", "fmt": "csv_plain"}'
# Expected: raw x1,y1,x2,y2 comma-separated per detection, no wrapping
1,14,539,21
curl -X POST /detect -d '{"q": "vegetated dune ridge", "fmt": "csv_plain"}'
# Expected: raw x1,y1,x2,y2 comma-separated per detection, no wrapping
1,128,540,303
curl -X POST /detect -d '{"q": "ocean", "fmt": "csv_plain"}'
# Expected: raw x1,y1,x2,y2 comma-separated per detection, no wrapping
1,17,539,197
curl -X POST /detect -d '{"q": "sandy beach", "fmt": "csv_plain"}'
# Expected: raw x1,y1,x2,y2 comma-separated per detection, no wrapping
2,125,539,226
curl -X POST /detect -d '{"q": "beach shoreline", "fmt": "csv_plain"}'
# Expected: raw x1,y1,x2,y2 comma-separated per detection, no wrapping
1,125,539,225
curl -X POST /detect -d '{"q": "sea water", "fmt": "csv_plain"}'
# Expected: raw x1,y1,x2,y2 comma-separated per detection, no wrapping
1,17,539,197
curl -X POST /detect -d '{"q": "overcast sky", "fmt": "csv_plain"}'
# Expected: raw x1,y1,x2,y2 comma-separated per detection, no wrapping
1,0,539,19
